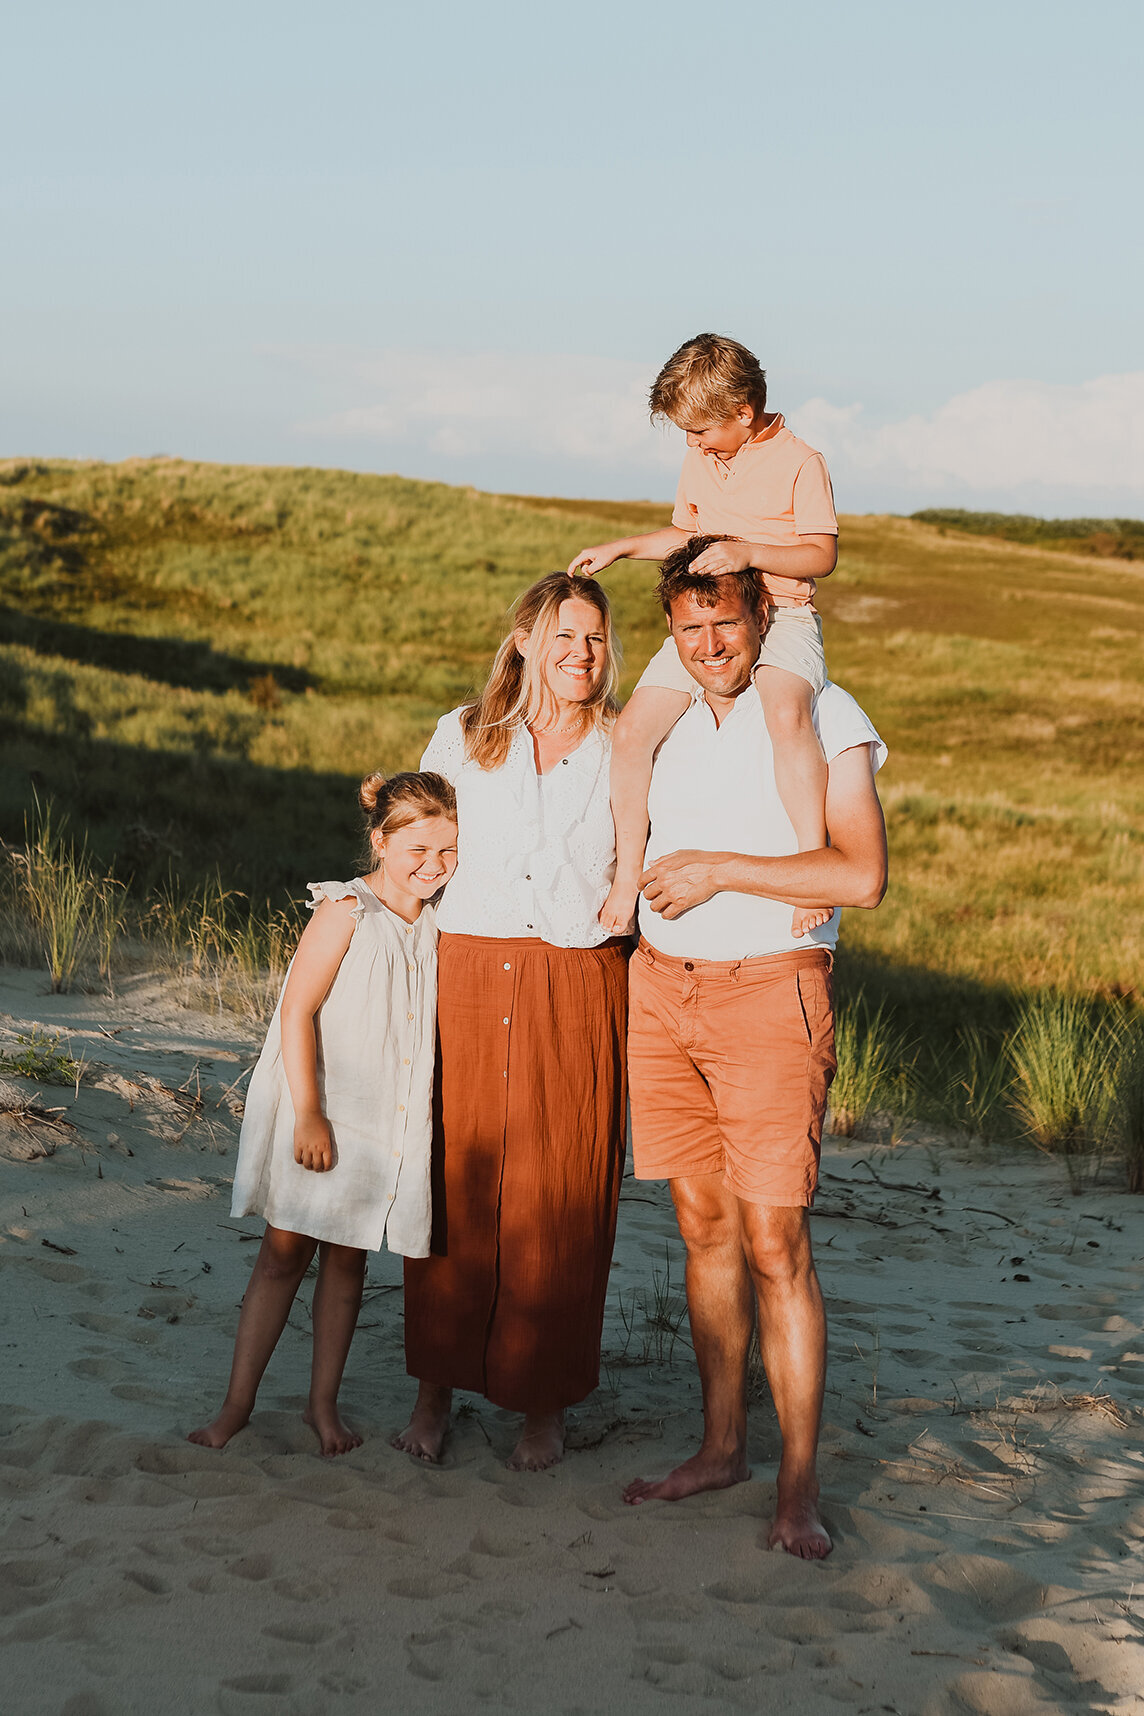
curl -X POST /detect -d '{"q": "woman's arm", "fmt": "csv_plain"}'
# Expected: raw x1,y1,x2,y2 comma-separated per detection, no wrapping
279,898,358,1171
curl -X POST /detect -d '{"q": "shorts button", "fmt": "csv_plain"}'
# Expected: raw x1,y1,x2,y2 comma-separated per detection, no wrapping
684,961,694,972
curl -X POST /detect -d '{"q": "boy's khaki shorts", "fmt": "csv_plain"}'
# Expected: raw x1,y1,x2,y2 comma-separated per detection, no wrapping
628,940,836,1207
634,607,827,698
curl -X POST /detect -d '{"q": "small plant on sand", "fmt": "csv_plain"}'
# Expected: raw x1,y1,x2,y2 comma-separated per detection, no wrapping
616,1250,689,1367
829,991,913,1139
0,1027,83,1087
1008,993,1117,1184
7,796,128,993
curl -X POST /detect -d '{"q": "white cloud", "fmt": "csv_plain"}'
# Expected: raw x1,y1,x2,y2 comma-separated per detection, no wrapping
794,373,1144,514
296,347,679,472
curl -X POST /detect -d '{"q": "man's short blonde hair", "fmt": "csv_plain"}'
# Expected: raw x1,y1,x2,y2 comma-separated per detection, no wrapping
649,333,767,428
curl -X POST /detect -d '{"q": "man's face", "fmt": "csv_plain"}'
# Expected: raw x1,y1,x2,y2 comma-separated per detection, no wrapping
668,589,763,701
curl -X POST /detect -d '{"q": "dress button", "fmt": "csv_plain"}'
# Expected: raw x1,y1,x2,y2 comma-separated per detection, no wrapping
407,1012,414,1022
404,926,412,935
398,1104,405,1112
403,1058,410,1066
684,961,694,972
503,962,511,971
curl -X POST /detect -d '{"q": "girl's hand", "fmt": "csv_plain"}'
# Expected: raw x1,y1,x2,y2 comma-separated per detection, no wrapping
294,1114,335,1172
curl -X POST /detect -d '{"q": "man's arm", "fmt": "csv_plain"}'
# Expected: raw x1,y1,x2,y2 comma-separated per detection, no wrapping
639,743,887,921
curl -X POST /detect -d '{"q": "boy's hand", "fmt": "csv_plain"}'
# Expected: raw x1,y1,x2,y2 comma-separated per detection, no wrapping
294,1114,335,1172
568,542,623,577
690,539,752,577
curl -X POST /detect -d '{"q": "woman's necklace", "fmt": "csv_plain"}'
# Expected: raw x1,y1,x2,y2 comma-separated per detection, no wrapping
529,715,585,737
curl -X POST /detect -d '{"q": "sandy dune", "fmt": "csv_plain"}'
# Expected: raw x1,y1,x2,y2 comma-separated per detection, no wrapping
2,965,1143,1715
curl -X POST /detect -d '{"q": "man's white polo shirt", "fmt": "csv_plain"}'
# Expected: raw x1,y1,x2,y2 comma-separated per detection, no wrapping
639,680,887,962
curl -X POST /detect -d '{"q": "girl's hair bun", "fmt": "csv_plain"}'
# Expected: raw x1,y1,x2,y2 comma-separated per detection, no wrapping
359,771,387,813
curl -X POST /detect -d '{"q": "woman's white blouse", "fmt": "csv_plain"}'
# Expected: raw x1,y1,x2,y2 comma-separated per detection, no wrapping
230,879,437,1256
422,708,616,948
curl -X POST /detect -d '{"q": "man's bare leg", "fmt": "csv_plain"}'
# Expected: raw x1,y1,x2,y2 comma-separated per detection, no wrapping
392,1381,453,1463
740,1201,831,1558
624,1173,754,1504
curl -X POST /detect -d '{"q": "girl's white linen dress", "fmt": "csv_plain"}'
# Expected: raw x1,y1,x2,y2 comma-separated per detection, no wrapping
230,879,437,1257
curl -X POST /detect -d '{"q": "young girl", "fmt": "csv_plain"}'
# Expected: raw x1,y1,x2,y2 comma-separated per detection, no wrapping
188,770,459,1458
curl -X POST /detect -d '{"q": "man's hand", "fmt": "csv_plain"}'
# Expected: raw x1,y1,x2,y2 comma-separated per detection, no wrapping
640,850,724,920
689,539,752,578
294,1113,335,1172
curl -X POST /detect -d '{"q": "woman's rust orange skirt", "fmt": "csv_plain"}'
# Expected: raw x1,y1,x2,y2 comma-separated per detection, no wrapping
403,932,629,1413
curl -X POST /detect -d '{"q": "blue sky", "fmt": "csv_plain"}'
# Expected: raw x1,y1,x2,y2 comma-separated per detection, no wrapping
3,0,1141,512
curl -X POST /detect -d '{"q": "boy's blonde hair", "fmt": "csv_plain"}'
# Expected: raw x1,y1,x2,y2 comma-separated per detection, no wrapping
649,333,767,428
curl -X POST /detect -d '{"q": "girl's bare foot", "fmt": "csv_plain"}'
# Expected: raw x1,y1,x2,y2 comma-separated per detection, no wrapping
303,1404,363,1458
392,1383,453,1463
506,1410,565,1472
791,904,833,938
187,1401,251,1449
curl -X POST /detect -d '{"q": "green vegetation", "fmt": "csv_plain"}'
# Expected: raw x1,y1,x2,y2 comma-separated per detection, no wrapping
911,508,1144,561
0,1026,83,1087
2,459,1142,1174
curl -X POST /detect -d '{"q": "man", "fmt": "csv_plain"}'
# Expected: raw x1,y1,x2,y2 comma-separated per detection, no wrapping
623,536,888,1560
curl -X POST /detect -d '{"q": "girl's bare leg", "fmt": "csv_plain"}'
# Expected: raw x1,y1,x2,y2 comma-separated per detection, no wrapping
756,667,832,937
599,686,690,934
393,1381,454,1463
304,1241,367,1456
188,1224,317,1448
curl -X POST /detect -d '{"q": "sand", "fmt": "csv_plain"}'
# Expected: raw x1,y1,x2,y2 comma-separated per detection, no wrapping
1,963,1143,1716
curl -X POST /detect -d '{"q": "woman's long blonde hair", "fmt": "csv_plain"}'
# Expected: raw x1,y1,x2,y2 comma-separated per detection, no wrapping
460,573,620,771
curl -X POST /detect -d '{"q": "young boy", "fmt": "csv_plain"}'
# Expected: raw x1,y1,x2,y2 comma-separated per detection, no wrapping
569,332,838,936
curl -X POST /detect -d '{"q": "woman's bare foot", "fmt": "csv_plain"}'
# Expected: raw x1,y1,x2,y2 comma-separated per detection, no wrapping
187,1401,252,1449
506,1410,565,1472
768,1482,832,1558
791,904,834,938
623,1445,750,1505
303,1404,363,1458
392,1383,453,1463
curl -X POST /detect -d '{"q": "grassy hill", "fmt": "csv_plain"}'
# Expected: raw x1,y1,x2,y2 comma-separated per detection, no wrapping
2,457,1142,1036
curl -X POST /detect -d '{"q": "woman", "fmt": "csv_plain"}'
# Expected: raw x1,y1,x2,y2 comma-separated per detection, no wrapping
393,572,628,1472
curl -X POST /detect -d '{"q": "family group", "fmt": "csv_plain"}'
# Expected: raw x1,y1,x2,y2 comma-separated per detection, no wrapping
188,334,889,1560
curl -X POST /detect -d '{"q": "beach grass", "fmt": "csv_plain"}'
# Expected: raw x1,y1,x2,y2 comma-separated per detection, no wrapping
2,457,1142,1165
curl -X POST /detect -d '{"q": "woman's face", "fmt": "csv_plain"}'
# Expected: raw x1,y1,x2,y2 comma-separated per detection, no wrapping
527,597,609,707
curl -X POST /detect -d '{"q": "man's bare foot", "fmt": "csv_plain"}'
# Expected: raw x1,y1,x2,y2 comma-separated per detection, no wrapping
187,1401,251,1449
768,1487,832,1559
791,904,834,938
623,1446,750,1505
506,1410,565,1472
598,881,638,936
303,1404,363,1458
391,1383,452,1463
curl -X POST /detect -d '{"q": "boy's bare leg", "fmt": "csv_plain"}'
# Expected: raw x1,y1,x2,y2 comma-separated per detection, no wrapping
188,1224,317,1448
739,1202,831,1558
756,666,832,938
599,686,691,934
304,1241,366,1456
624,1173,754,1503
392,1381,454,1463
507,1409,565,1472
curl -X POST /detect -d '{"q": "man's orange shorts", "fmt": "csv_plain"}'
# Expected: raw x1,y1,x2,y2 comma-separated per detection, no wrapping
627,940,836,1207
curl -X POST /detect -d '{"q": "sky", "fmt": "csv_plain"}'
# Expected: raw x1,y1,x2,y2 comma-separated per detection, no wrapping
3,0,1142,514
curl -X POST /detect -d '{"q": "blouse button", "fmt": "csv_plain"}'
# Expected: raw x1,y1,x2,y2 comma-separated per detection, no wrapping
525,874,531,881
526,923,533,930
561,758,568,765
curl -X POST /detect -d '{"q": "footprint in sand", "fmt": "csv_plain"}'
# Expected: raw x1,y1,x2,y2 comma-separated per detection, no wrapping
217,1674,298,1716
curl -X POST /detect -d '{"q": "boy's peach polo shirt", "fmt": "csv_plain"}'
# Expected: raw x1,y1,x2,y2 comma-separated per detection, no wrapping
671,414,837,607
